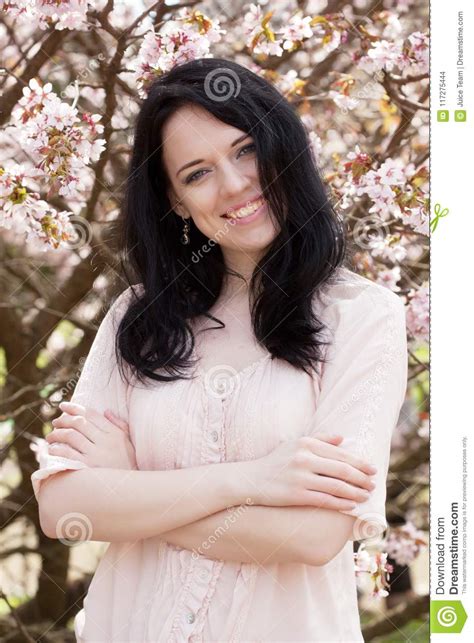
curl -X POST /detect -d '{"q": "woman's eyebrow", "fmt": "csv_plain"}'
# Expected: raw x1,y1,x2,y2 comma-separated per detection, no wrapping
176,133,251,177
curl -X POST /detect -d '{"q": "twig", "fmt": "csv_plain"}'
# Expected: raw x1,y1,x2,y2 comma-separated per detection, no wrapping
0,590,36,643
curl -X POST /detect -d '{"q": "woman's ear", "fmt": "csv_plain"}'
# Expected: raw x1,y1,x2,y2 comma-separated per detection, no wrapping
167,187,183,216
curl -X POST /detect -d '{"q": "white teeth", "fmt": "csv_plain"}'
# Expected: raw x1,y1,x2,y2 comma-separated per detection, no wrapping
225,198,264,219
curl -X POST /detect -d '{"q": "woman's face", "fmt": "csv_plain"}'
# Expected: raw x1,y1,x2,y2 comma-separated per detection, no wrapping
162,104,279,270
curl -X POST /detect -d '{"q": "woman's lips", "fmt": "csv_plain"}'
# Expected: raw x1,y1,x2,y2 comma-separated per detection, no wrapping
221,200,267,226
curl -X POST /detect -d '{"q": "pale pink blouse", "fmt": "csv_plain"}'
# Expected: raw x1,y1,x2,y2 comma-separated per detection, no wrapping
31,267,408,642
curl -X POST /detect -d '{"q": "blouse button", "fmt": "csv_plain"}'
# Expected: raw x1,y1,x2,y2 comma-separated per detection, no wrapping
185,611,195,624
211,430,219,442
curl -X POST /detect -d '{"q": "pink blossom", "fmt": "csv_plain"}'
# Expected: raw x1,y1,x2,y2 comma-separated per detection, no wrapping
357,31,429,76
376,266,402,291
354,543,393,598
383,522,428,566
1,0,91,31
357,39,404,74
329,90,359,111
273,69,306,96
280,13,314,51
0,164,76,249
343,154,421,221
406,283,429,342
308,131,323,160
312,21,343,55
404,206,429,235
404,32,429,74
243,4,284,57
132,9,226,97
377,158,407,185
369,236,407,263
10,79,105,199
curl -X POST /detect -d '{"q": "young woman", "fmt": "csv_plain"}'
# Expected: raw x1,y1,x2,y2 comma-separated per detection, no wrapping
32,58,408,642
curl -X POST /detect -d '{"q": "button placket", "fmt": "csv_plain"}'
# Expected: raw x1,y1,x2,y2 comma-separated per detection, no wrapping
174,557,218,639
202,388,229,464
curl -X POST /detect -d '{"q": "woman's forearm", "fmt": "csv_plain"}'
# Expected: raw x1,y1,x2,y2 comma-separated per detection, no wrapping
39,461,251,543
159,504,326,566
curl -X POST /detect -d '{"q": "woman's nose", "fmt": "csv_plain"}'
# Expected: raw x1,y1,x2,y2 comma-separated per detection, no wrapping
219,162,252,197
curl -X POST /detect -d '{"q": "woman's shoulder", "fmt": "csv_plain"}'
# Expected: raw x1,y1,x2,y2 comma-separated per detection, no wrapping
110,283,145,315
96,284,145,338
314,267,405,327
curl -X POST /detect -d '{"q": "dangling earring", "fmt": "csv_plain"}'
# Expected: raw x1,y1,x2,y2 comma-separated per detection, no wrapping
181,217,190,245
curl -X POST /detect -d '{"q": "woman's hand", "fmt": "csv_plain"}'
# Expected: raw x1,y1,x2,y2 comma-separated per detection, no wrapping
45,401,137,470
247,435,377,511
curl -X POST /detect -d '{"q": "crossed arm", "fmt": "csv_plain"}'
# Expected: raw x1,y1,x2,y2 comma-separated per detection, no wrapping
37,457,357,567
158,503,357,567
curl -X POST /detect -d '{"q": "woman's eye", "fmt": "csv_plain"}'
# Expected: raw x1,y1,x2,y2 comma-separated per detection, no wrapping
238,143,256,157
186,169,207,184
185,144,255,184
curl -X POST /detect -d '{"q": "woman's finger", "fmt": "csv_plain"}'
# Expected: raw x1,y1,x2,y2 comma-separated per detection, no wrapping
308,438,377,474
52,414,97,442
301,489,357,511
310,455,376,492
307,473,371,503
59,401,87,416
46,428,91,453
48,442,86,462
313,433,343,445
60,401,110,433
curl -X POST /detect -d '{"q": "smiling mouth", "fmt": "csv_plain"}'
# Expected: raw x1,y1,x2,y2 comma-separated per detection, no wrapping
220,196,265,220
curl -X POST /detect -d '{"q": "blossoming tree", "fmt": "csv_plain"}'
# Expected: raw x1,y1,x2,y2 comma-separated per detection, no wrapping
0,0,429,639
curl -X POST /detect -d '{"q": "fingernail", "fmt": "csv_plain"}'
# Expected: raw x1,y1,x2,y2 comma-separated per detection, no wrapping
369,465,378,473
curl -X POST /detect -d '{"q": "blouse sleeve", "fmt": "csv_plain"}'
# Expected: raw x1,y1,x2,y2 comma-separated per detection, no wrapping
30,286,137,501
306,281,408,541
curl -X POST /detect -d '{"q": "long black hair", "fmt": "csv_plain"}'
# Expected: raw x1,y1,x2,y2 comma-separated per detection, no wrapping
116,57,348,385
